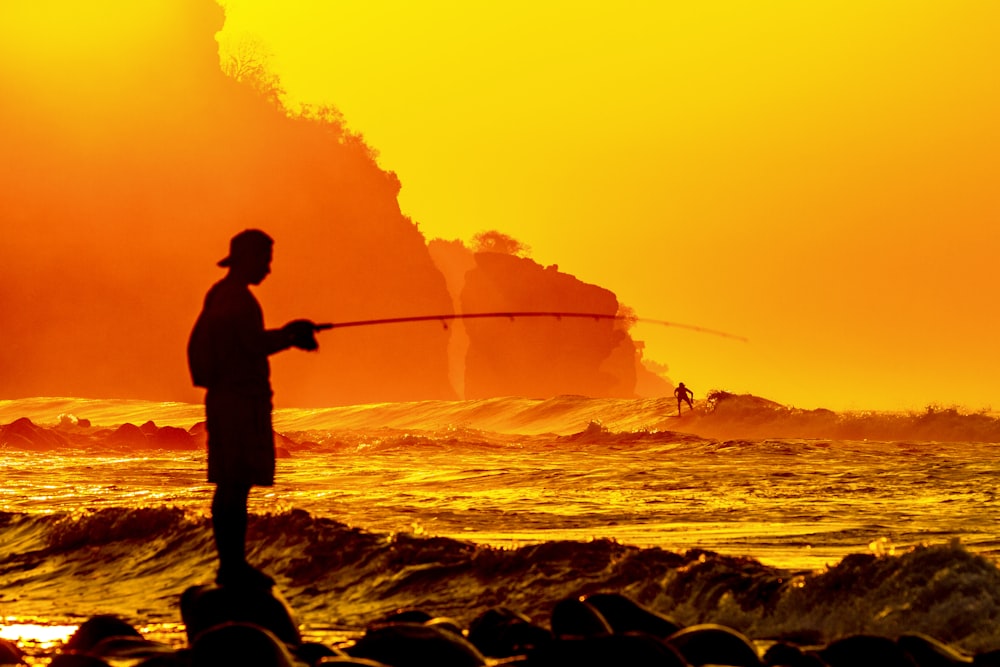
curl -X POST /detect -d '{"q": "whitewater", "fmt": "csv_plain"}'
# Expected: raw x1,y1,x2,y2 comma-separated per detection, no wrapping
3,393,1000,659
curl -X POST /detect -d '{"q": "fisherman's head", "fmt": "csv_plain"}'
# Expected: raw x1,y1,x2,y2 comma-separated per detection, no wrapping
219,229,273,285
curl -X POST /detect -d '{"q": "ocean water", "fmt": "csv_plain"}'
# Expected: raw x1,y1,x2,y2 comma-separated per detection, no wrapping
2,394,1000,660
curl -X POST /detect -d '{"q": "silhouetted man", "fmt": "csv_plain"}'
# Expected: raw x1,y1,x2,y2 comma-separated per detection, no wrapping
674,382,694,415
187,229,324,587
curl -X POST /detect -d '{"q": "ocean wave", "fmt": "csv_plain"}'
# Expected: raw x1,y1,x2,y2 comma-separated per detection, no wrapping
684,391,1000,443
3,507,1000,652
3,394,1000,445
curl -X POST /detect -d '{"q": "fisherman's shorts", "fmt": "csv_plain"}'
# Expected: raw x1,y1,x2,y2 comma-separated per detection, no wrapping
205,390,275,487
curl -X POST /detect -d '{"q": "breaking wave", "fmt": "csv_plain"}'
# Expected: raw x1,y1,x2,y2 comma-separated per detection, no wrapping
2,393,1000,450
3,508,1000,652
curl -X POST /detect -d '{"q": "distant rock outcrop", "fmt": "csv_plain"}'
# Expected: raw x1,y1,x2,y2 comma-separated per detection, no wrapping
460,252,635,398
429,240,671,399
0,417,68,449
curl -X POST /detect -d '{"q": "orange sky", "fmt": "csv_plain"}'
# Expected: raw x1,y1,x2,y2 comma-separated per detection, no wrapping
215,1,1000,412
2,1,997,412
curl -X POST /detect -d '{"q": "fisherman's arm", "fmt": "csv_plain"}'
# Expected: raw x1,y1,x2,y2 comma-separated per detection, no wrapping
263,320,331,354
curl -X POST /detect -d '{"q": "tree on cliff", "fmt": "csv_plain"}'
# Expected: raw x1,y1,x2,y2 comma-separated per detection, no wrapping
472,230,531,257
218,32,285,106
616,304,638,330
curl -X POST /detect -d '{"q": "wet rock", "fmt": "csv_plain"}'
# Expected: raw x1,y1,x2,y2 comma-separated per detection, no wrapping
898,633,972,667
181,584,301,647
549,596,612,638
190,622,295,667
526,633,688,667
468,607,552,658
151,425,195,449
817,634,916,667
762,641,827,667
89,636,178,663
666,623,762,667
347,623,487,667
109,423,148,447
0,637,23,665
1,417,68,449
49,655,112,667
582,592,682,638
64,615,141,653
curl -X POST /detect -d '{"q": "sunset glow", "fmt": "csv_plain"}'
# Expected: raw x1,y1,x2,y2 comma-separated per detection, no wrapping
1,1,998,411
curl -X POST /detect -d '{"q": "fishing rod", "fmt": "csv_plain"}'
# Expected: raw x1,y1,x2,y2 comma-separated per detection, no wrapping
311,311,748,342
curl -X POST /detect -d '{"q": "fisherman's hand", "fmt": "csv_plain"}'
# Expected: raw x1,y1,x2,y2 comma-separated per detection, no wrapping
283,319,320,351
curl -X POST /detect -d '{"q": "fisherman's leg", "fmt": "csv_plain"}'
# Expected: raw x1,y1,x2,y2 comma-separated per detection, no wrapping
211,481,251,570
211,482,275,587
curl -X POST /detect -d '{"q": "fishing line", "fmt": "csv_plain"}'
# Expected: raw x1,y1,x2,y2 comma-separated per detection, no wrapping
312,312,748,342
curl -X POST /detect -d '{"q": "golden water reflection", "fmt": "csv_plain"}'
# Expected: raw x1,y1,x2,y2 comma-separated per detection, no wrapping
0,621,77,665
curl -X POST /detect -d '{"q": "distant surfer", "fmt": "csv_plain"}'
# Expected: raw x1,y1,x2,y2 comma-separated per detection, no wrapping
187,229,326,588
674,382,694,415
